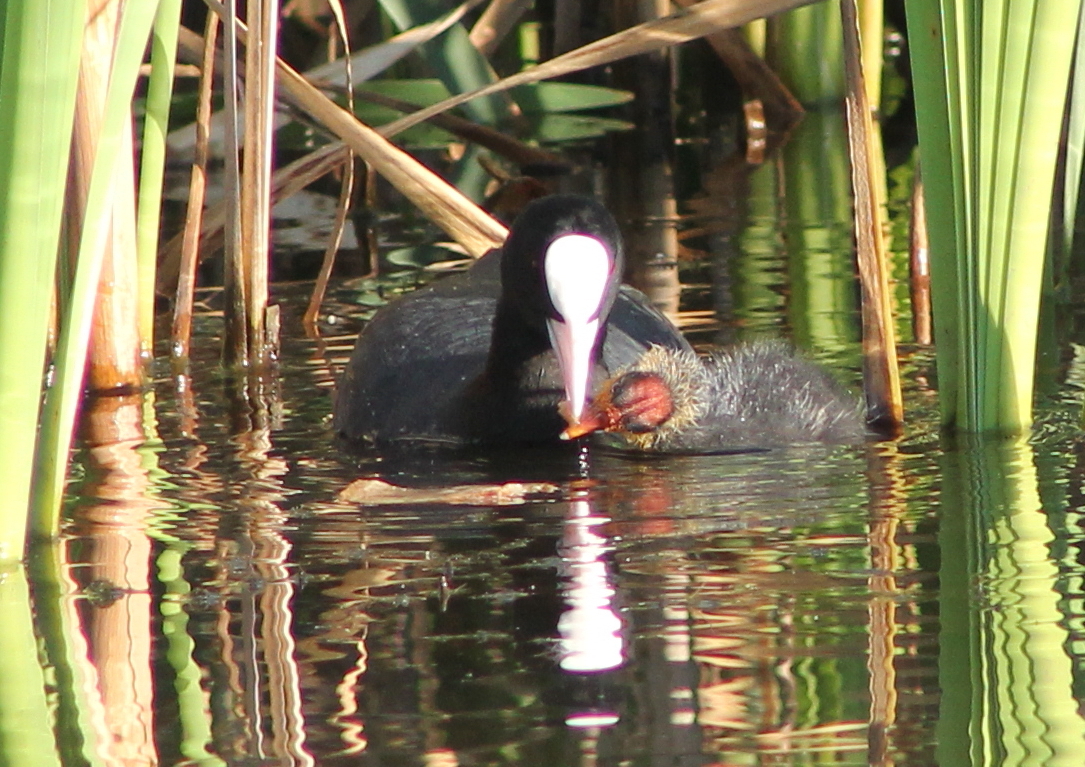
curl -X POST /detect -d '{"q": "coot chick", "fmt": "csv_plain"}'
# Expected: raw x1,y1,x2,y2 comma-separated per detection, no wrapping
334,194,691,447
562,342,866,453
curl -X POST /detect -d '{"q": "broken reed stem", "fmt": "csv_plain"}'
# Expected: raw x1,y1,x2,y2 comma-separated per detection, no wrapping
363,163,380,277
840,0,903,433
469,0,532,56
909,165,932,345
172,11,219,364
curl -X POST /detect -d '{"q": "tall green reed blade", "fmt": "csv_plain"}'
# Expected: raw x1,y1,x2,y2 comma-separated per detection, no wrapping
906,0,1082,432
984,0,1078,431
239,0,278,366
136,0,182,357
1061,5,1085,267
767,0,845,105
0,0,85,562
905,1,961,424
33,0,161,536
857,0,882,109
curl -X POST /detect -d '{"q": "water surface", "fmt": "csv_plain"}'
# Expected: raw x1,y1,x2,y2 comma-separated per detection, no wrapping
27,113,1085,767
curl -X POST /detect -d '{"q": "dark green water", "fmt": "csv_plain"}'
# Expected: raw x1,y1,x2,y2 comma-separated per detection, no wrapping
24,112,1085,767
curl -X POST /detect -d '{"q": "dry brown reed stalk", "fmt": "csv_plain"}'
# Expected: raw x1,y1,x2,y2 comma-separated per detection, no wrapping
172,11,219,363
272,59,511,254
220,0,246,366
362,164,381,277
239,0,278,366
840,0,902,433
303,0,355,334
73,0,142,392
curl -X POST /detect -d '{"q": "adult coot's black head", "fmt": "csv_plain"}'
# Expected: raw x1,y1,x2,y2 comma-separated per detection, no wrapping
497,194,625,423
333,194,691,448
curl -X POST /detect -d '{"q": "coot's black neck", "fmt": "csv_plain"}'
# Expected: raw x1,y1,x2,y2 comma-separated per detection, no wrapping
465,194,624,444
456,297,578,444
483,296,554,386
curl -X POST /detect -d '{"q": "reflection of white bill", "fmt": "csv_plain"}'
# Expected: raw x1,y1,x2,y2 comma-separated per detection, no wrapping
558,499,624,674
565,710,620,729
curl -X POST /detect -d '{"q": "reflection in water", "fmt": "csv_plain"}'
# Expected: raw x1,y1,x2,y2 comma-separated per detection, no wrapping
52,401,920,766
75,393,159,766
939,436,1085,767
26,294,1085,767
557,498,624,675
23,105,1085,766
557,494,623,766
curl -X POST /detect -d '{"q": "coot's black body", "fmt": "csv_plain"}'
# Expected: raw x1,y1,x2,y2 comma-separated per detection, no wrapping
333,195,691,448
575,343,866,453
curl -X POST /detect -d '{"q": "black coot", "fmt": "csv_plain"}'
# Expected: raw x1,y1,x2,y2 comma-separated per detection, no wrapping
333,194,691,447
563,342,866,453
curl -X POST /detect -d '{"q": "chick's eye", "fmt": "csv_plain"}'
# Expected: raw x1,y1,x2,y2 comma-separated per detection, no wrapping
623,416,658,434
